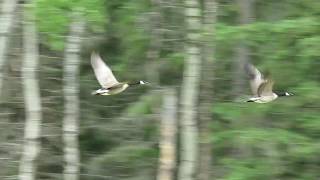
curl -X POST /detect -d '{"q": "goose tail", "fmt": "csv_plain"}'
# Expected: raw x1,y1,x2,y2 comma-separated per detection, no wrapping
91,91,99,95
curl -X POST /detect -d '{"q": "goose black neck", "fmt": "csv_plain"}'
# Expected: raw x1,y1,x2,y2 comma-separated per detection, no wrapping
128,81,140,86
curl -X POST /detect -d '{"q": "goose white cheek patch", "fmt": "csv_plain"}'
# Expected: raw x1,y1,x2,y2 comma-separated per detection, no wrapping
140,80,145,84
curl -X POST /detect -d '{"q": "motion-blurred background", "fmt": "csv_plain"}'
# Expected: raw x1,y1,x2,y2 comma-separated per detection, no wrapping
0,0,319,179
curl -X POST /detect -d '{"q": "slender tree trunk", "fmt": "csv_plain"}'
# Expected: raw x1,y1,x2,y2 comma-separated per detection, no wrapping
0,2,19,176
232,0,254,97
19,2,42,180
146,0,163,86
0,0,17,97
197,1,217,180
232,0,255,160
63,15,85,180
178,0,202,179
157,88,177,180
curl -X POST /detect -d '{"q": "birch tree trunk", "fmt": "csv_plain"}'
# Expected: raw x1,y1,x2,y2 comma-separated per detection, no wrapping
19,2,42,180
197,1,217,180
178,0,202,179
0,0,17,97
63,16,85,180
232,0,254,97
157,88,177,180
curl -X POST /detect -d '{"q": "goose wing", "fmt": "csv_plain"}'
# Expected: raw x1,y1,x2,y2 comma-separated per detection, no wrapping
91,52,119,88
245,63,265,96
257,79,274,96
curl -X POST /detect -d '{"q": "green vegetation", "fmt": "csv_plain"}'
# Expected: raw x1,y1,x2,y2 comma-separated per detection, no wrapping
34,0,320,179
1,0,319,179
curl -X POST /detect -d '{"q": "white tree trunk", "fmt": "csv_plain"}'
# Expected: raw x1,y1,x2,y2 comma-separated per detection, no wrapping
157,88,177,180
178,0,202,179
0,0,17,97
19,2,42,180
63,16,85,180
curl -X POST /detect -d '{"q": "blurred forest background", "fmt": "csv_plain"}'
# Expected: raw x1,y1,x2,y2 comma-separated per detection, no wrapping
0,0,319,179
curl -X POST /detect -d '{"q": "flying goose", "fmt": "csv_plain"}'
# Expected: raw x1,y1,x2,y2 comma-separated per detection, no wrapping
91,52,148,95
245,63,293,103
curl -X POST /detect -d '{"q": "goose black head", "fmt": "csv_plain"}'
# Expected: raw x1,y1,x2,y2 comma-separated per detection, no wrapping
128,80,149,86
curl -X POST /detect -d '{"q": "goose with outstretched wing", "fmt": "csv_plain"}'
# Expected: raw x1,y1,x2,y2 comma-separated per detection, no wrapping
245,63,293,103
91,52,148,95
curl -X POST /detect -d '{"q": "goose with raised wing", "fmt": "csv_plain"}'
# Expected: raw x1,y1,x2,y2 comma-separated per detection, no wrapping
245,63,293,103
91,52,148,95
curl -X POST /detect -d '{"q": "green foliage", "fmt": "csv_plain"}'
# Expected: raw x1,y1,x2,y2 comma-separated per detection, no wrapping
216,17,320,43
160,53,184,85
80,128,117,154
6,0,318,179
77,1,320,179
34,0,107,50
87,145,158,179
126,91,161,115
212,1,320,179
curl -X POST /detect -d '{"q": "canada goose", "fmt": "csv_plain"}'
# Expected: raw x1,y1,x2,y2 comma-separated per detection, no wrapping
245,63,293,103
91,52,148,95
